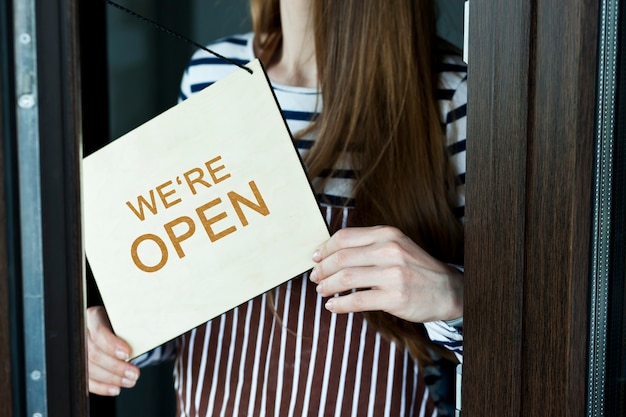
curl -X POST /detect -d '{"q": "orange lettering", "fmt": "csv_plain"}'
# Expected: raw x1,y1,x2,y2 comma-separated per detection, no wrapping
164,216,196,259
228,181,270,226
156,180,182,209
183,167,212,195
126,190,158,221
205,156,231,184
195,198,237,242
130,233,168,272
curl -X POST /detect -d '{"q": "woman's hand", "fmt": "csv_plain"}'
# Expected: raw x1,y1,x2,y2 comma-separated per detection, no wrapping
86,306,140,396
309,225,463,323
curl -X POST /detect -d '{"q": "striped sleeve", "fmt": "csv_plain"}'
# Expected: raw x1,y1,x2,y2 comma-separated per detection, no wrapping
424,321,463,363
437,55,467,223
425,57,467,363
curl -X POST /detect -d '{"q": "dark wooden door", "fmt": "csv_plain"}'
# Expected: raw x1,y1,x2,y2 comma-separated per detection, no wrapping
464,0,599,415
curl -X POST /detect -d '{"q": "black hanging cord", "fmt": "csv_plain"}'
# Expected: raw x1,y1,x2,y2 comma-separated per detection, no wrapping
104,0,253,75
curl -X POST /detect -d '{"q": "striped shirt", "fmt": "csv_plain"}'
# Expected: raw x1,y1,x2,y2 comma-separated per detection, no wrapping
134,32,466,417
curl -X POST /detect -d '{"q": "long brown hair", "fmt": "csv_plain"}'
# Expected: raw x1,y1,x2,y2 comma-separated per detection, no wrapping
250,0,463,366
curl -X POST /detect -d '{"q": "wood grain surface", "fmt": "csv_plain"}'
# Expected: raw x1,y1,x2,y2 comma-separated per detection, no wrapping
464,0,599,415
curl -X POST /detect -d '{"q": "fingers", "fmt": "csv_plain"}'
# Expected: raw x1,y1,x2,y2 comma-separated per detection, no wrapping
310,226,464,322
313,226,400,262
316,265,461,322
86,306,140,396
313,264,412,315
323,289,387,314
314,265,382,296
88,359,140,396
310,227,408,285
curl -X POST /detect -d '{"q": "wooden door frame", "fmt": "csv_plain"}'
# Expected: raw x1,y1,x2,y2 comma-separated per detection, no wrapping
464,0,598,415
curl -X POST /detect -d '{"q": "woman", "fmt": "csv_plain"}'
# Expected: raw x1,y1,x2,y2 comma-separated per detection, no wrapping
87,0,466,415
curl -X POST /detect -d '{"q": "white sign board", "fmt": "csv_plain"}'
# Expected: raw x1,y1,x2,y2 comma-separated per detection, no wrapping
83,59,330,358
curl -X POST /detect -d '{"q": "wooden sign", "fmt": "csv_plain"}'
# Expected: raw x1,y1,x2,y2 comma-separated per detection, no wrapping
83,59,330,358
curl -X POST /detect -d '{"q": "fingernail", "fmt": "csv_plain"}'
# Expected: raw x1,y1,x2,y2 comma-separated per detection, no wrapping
312,250,321,262
309,268,317,283
325,299,334,311
108,387,120,396
121,378,136,388
124,370,138,381
116,349,129,361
